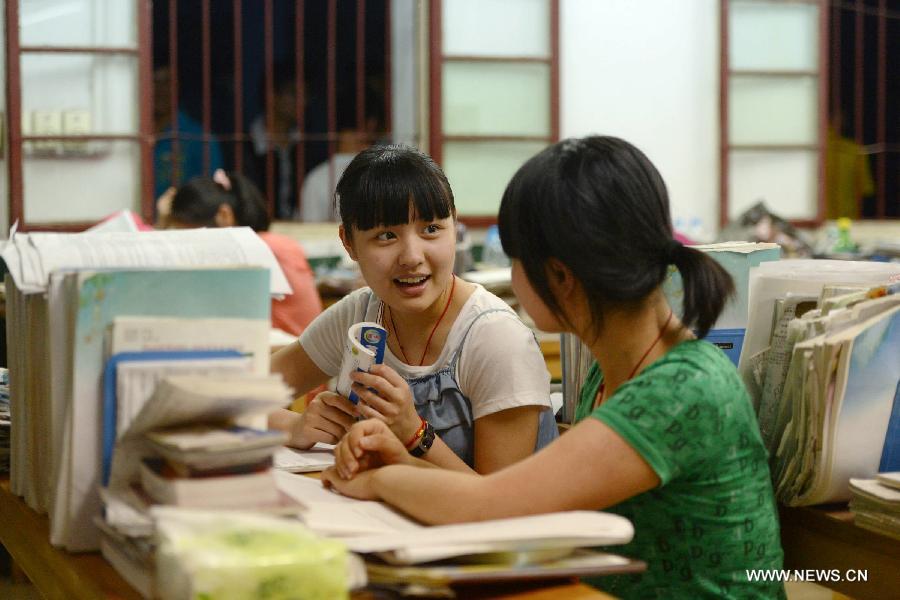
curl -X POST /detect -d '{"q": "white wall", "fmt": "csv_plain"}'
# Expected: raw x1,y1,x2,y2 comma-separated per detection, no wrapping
561,0,720,236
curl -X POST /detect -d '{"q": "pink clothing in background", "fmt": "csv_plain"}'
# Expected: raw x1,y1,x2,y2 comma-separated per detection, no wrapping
258,232,323,336
673,231,695,245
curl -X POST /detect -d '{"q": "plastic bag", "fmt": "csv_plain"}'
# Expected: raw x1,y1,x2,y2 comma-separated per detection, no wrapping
153,507,364,599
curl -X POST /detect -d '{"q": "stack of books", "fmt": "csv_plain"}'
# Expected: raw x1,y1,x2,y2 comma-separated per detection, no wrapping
98,374,298,598
273,472,644,595
1,226,289,551
849,473,900,541
138,425,288,509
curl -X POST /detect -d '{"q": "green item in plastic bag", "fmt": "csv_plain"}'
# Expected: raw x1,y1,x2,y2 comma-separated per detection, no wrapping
154,507,354,600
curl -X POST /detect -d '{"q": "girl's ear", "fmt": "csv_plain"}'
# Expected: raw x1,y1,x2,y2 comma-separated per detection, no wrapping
339,224,358,261
546,258,576,301
214,203,236,227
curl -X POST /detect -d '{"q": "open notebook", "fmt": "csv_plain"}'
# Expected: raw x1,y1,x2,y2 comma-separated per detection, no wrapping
273,471,634,565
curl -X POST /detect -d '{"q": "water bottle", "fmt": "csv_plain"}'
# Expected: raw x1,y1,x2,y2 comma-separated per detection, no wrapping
454,222,474,275
481,225,509,268
833,218,857,253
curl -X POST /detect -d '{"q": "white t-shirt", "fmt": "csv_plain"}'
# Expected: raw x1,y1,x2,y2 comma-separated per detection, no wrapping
299,153,356,223
299,284,551,420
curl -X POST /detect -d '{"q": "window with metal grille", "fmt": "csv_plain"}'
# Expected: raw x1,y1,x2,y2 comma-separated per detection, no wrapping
720,0,898,226
2,0,399,231
828,0,898,220
154,0,393,222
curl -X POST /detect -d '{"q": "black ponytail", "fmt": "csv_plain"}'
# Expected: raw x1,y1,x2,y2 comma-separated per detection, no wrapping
670,245,734,339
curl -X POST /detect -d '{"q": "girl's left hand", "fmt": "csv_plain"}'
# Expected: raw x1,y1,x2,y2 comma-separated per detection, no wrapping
321,466,380,500
333,419,412,480
349,365,421,442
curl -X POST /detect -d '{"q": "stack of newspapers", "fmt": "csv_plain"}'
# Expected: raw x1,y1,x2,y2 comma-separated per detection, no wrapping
739,260,900,506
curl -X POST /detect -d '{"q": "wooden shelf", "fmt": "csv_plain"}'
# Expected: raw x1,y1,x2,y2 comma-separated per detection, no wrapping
779,503,900,599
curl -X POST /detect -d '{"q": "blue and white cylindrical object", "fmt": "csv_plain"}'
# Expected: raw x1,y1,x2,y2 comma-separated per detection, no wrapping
335,322,387,404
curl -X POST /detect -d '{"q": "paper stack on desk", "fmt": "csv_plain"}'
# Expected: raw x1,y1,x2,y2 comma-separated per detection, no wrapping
97,373,297,598
738,260,900,506
848,474,900,541
272,471,634,564
0,368,9,475
272,469,641,594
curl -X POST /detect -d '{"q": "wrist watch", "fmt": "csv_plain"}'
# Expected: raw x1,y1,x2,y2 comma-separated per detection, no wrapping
408,421,435,458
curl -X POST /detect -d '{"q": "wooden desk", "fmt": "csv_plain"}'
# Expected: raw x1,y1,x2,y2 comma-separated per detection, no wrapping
0,479,141,600
779,504,900,599
1,479,612,599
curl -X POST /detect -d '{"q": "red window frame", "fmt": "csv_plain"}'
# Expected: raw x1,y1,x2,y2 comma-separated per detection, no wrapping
428,0,560,228
718,0,829,229
4,0,154,232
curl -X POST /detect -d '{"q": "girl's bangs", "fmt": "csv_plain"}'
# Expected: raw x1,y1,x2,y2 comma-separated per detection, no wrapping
348,159,453,231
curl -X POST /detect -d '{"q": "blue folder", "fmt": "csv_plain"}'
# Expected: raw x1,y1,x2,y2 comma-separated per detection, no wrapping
703,328,745,367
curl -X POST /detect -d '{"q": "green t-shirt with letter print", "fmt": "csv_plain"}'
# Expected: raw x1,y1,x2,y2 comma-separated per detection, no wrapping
575,340,786,599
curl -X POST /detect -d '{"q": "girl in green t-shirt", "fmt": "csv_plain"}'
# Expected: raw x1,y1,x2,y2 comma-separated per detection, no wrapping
323,136,786,599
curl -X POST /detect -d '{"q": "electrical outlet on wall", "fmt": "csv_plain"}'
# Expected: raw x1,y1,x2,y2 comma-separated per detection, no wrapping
63,109,91,155
32,109,63,155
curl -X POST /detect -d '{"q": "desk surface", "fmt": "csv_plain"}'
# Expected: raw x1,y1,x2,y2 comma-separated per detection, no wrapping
0,478,613,599
779,503,900,599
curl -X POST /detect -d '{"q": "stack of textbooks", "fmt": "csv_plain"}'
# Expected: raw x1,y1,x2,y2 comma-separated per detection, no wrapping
1,226,289,551
98,374,297,598
849,473,900,541
138,425,288,509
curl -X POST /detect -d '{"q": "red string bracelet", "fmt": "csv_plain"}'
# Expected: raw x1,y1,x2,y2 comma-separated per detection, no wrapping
404,416,427,449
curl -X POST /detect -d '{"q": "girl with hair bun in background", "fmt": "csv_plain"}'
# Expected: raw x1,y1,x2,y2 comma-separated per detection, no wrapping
163,169,323,336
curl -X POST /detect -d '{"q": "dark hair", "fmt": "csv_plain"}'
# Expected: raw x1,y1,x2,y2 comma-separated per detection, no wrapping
170,171,270,232
498,136,733,339
335,144,455,234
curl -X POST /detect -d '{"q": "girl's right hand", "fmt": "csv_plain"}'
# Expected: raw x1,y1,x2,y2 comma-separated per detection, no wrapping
289,391,359,449
333,419,412,480
348,364,422,444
